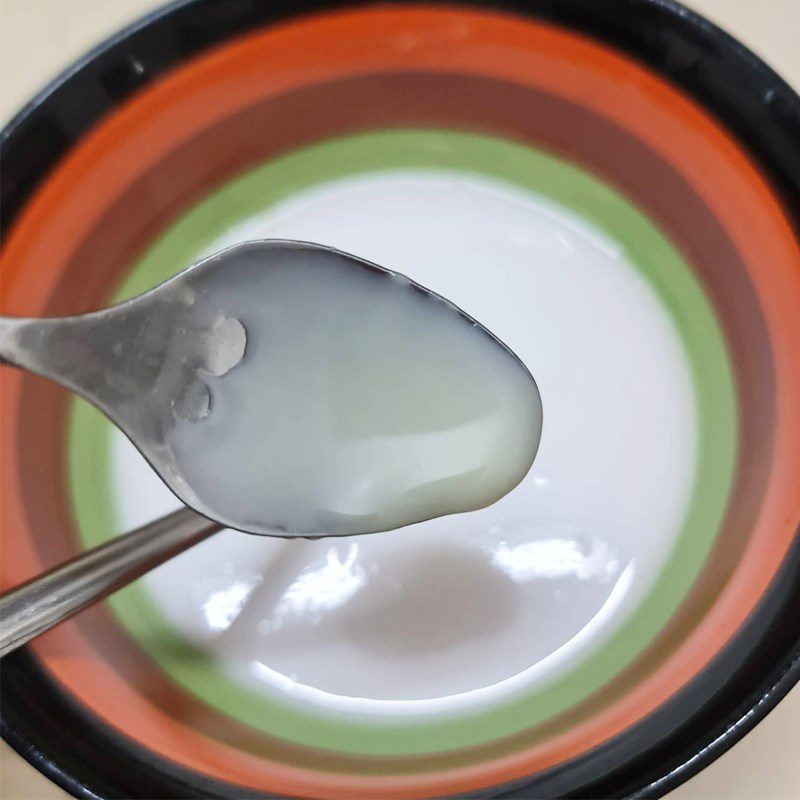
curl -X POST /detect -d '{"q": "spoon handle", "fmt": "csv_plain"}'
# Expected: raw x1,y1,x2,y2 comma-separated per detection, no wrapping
0,507,221,658
0,314,92,376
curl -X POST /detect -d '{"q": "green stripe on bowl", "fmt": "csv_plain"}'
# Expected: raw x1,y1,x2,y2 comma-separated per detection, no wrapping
68,129,737,756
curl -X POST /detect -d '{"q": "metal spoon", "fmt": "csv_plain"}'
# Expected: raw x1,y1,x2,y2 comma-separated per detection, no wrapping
0,507,219,657
0,239,512,656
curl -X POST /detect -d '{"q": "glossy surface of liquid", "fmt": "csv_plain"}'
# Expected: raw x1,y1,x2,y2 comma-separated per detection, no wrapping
107,168,696,711
166,245,542,536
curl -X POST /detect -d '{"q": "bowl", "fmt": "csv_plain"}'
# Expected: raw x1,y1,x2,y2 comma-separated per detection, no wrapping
2,1,799,798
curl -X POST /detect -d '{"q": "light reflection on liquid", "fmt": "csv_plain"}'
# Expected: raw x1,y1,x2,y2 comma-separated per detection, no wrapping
258,545,366,633
202,577,262,632
491,537,620,583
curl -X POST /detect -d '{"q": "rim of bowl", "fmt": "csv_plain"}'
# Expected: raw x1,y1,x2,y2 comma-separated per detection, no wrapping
1,1,798,798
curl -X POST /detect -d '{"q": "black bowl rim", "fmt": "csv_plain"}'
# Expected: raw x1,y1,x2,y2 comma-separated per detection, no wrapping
1,1,799,798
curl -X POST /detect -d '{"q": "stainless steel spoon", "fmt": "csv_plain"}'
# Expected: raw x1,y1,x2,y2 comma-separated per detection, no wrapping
0,239,510,656
0,507,220,657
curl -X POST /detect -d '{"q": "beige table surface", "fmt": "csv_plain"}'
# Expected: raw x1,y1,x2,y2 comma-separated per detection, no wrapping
1,1,798,798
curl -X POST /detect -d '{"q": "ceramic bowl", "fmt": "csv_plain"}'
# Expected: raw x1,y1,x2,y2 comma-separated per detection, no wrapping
1,1,799,798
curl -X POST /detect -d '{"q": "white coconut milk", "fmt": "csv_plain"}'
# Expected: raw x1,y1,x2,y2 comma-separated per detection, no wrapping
165,246,542,536
109,169,696,714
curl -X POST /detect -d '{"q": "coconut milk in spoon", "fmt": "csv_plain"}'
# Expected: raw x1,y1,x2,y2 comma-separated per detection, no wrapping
166,241,542,535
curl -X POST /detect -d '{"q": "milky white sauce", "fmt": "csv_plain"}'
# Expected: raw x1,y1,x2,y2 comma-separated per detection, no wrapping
110,168,696,715
166,245,542,536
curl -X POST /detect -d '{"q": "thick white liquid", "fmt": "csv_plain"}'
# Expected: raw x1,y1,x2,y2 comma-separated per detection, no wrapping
110,169,696,713
166,247,542,535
